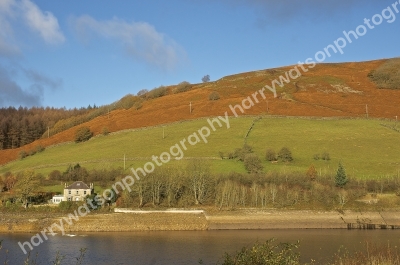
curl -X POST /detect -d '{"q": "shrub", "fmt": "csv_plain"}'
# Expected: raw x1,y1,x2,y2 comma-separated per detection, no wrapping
48,170,62,181
321,152,330,161
75,127,93,143
217,239,300,265
277,147,293,162
265,149,277,161
232,144,253,161
244,154,263,174
209,91,220,101
313,154,320,160
58,201,75,211
175,81,192,93
368,58,400,89
117,94,138,109
102,127,109,136
28,149,36,156
19,150,27,160
137,89,148,97
35,145,45,153
306,164,317,181
146,86,167,99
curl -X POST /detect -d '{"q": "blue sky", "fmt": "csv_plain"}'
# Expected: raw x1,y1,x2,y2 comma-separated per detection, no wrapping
0,0,399,109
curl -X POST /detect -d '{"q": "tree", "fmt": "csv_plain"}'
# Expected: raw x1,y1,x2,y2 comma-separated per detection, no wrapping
202,75,210,83
0,177,4,193
244,154,263,174
14,170,39,208
277,147,293,162
186,160,212,205
209,91,220,101
75,127,93,143
335,162,348,187
137,89,149,96
175,81,191,93
265,149,277,161
4,172,17,191
306,164,317,181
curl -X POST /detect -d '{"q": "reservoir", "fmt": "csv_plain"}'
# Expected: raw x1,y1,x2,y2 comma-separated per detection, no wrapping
1,230,400,264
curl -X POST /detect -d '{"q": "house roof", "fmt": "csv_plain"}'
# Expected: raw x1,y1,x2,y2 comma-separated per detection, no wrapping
66,181,90,190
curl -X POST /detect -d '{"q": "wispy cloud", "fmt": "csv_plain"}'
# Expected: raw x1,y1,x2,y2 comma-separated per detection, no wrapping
0,65,41,107
0,0,65,56
71,15,186,70
20,0,65,44
222,0,374,24
0,64,62,107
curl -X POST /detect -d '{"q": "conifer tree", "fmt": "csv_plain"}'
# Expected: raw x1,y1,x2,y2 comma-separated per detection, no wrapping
335,162,348,187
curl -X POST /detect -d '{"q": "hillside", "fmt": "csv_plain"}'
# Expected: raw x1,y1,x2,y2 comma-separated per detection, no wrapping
0,58,400,166
1,117,399,179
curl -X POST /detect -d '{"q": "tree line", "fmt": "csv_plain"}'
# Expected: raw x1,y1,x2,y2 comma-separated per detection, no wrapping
0,106,88,150
2,161,400,210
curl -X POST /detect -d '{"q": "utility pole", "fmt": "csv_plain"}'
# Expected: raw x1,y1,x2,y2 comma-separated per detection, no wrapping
190,102,192,114
365,104,368,119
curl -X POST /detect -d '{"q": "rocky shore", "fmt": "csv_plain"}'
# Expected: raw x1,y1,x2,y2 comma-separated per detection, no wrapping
1,209,399,233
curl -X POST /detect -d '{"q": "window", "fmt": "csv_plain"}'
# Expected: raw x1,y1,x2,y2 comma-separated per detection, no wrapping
76,190,79,194
84,191,86,195
68,190,71,194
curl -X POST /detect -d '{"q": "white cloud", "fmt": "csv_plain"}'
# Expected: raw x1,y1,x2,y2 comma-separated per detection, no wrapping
20,0,65,44
72,15,186,70
0,0,64,55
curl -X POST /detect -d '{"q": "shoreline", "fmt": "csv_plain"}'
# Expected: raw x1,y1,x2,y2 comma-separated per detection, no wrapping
1,209,399,233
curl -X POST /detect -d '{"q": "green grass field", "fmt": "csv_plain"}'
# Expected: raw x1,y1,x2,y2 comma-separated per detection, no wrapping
1,116,399,178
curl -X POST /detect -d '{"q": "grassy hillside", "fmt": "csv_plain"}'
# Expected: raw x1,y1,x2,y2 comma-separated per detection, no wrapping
1,58,400,166
1,116,399,178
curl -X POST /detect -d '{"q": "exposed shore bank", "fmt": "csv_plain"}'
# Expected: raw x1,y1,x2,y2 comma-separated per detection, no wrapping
1,209,399,233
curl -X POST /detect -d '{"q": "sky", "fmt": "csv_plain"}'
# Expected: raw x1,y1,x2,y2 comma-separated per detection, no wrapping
0,0,399,109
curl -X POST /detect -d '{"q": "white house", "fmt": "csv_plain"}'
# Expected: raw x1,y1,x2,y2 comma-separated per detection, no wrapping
51,181,94,204
52,195,65,204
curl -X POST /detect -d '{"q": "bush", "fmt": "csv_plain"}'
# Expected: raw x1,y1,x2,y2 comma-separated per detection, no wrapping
175,81,192,93
137,89,148,96
306,164,317,181
35,145,45,153
368,58,400,89
19,150,28,160
102,127,109,136
313,154,320,160
217,239,300,265
231,144,253,161
277,147,293,162
146,86,167,99
265,149,277,161
58,201,76,211
244,154,263,174
75,127,93,143
321,152,330,161
209,91,220,101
